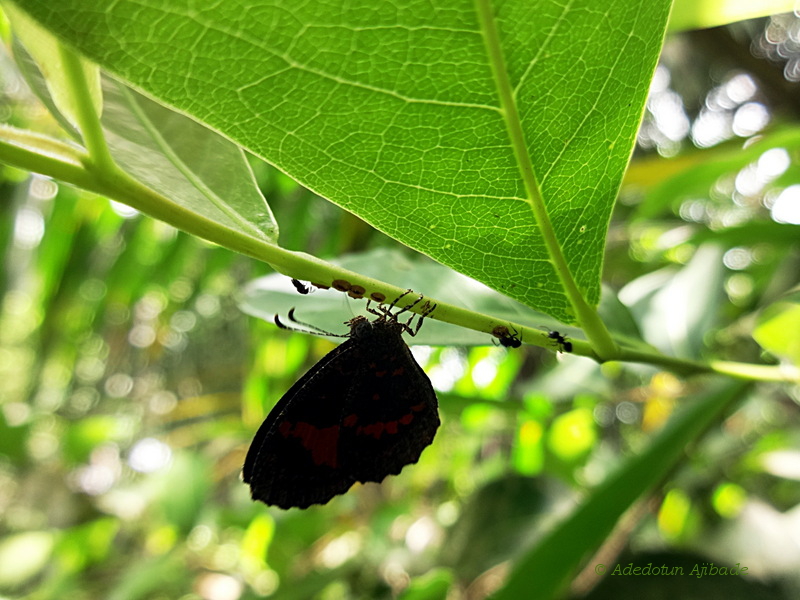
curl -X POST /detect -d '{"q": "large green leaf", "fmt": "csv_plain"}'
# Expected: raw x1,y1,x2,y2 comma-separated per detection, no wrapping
12,0,671,323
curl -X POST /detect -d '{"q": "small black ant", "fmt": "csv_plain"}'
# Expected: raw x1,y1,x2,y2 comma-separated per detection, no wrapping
492,325,522,348
544,330,572,353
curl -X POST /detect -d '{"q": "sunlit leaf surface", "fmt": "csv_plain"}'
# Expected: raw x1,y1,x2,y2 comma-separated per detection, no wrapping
15,0,671,321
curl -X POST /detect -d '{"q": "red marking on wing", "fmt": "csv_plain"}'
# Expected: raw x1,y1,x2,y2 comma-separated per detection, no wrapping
359,421,384,439
343,414,358,427
392,367,405,376
279,420,340,467
357,402,428,439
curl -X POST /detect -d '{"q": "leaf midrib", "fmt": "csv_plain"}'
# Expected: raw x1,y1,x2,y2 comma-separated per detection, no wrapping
474,0,545,214
473,0,622,354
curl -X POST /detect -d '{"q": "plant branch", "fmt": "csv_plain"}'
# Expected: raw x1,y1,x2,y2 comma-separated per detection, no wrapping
57,44,116,173
618,348,800,383
0,125,91,185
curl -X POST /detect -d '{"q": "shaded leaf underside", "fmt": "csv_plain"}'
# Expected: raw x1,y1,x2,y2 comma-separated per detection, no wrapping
13,0,671,323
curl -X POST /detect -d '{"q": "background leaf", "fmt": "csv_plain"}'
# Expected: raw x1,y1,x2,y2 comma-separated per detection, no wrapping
100,79,278,243
3,2,99,132
12,0,671,322
619,244,727,358
754,299,800,365
669,0,796,32
10,36,278,244
494,381,746,600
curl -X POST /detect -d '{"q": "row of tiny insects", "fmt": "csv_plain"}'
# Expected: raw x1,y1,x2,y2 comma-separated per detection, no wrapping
290,278,572,353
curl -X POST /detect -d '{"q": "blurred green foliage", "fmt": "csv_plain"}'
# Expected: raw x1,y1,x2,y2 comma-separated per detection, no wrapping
1,6,800,600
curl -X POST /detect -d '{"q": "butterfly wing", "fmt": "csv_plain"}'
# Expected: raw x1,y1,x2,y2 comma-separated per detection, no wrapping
339,328,440,483
243,339,361,509
244,317,440,509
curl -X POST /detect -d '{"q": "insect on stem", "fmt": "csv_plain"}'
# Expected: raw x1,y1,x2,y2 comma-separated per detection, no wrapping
541,328,572,353
492,325,522,348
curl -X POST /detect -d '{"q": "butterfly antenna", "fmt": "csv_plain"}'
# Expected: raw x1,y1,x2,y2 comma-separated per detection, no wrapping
273,309,346,337
290,278,314,295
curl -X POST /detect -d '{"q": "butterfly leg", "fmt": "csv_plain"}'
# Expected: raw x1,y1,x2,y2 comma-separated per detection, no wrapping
387,289,417,312
403,301,437,337
392,291,424,317
367,289,418,320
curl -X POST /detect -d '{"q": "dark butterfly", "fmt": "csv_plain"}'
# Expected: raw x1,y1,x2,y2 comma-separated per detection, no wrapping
243,295,439,509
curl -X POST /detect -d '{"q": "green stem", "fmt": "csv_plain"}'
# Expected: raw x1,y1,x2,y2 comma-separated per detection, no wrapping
709,360,800,383
57,44,117,173
474,0,618,360
615,348,800,383
3,127,796,384
0,125,91,184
